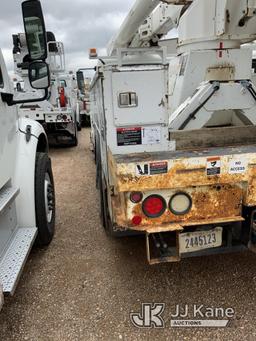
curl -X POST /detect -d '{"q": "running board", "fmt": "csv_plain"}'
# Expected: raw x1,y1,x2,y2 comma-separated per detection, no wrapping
0,227,37,295
0,186,20,214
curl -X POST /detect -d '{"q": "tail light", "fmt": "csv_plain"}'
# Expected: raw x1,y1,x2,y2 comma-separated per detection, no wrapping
132,216,142,226
169,192,192,215
130,192,143,203
142,195,166,218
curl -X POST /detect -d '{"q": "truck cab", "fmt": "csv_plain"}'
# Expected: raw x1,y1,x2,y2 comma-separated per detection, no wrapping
0,0,56,309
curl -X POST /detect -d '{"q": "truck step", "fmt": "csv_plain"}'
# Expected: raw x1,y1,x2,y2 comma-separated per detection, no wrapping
0,227,37,294
0,186,20,214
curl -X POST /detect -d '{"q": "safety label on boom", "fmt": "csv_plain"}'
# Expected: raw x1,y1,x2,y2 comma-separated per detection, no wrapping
207,157,221,176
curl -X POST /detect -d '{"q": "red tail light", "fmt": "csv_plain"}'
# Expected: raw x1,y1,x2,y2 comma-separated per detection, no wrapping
142,195,166,218
132,216,142,226
130,192,143,203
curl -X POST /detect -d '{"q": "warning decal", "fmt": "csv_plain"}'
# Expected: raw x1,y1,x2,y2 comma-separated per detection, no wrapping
207,157,221,176
229,158,248,174
150,161,168,175
136,161,168,176
117,126,161,147
117,127,142,146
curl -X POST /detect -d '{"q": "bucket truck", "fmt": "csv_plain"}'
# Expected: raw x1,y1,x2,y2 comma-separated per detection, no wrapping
76,69,92,127
90,0,256,264
13,30,79,146
0,0,55,309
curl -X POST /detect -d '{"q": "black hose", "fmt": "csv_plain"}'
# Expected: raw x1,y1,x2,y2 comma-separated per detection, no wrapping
178,82,220,130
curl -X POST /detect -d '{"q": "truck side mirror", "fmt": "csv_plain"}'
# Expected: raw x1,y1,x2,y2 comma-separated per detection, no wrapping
28,61,50,89
22,0,47,61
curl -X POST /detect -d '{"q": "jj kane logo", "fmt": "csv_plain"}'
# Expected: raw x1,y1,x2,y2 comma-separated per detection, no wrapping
130,303,235,329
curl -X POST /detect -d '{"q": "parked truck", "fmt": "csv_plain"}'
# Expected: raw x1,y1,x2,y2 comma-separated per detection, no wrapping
13,29,79,146
0,0,55,309
90,0,256,264
76,69,92,127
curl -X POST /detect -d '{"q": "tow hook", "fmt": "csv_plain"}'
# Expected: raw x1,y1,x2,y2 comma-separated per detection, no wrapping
26,125,32,142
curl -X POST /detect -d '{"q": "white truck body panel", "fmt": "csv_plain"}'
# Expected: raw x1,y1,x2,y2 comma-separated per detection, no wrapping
0,47,49,297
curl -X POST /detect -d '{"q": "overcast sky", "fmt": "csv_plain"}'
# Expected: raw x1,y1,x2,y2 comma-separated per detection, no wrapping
0,0,134,73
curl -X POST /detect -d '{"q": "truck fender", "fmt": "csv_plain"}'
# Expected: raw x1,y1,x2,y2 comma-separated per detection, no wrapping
14,118,48,228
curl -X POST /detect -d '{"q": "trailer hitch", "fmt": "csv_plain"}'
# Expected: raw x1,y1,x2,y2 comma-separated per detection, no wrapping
146,226,183,264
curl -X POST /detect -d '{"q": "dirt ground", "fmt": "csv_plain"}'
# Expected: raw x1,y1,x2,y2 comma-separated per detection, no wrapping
1,129,256,341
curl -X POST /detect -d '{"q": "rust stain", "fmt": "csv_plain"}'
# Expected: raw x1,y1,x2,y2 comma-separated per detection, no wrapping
246,165,256,205
111,193,127,226
117,161,245,193
127,184,242,228
109,150,256,230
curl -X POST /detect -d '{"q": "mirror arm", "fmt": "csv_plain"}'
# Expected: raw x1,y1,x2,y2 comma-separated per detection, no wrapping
1,89,49,107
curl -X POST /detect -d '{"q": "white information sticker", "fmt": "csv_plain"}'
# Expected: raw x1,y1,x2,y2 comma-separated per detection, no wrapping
142,126,161,145
229,158,248,174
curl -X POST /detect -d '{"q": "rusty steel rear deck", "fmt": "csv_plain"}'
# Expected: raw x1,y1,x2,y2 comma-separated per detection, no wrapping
108,145,256,232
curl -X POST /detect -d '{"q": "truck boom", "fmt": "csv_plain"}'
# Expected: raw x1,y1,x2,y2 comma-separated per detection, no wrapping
107,0,161,55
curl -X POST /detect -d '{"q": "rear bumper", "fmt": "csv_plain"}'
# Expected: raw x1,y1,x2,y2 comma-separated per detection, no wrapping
44,113,73,123
113,208,256,264
108,145,256,263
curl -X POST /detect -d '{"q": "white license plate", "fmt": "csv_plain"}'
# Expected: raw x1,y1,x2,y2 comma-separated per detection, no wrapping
179,227,223,254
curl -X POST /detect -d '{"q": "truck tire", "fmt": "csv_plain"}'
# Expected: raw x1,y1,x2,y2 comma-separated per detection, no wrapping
99,170,108,230
77,122,82,131
85,115,91,127
71,118,78,147
71,135,78,147
99,169,125,237
35,152,55,246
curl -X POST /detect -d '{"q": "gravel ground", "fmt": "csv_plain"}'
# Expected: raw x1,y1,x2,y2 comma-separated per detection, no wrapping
1,129,256,341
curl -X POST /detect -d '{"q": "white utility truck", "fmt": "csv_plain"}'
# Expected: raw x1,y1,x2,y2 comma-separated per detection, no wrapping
76,69,92,127
0,0,55,309
13,30,78,146
91,0,256,264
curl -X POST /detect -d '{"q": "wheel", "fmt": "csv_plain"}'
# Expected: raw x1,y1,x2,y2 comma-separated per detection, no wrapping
70,121,78,147
35,152,55,246
85,115,91,127
77,122,82,131
70,135,78,147
99,169,108,230
99,168,126,237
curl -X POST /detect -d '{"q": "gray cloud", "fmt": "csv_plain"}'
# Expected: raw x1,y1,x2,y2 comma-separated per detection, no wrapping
0,0,134,71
